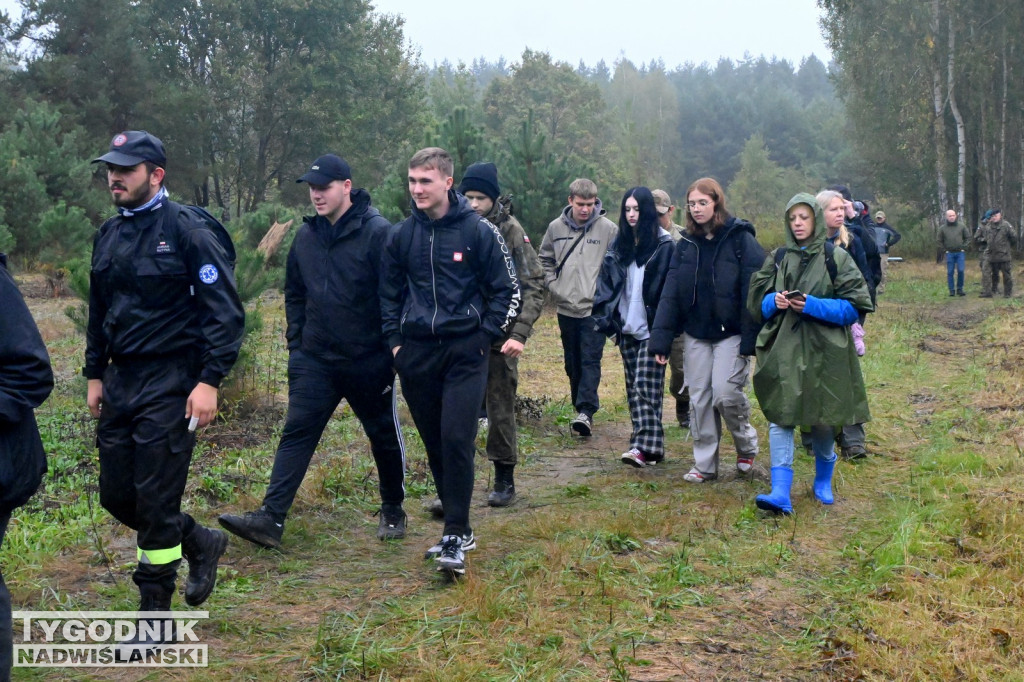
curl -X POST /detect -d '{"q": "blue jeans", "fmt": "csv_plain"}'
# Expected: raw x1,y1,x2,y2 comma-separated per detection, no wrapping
769,424,836,468
946,250,965,293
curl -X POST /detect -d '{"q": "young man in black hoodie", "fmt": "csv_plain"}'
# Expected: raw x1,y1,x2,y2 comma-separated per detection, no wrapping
380,147,520,576
220,154,407,548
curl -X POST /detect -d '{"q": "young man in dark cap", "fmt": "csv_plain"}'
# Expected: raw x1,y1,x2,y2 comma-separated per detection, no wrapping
456,162,544,507
219,154,407,547
380,148,520,576
86,131,244,636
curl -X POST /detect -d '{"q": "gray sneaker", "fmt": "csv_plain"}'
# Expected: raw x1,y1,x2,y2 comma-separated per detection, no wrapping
436,535,467,574
424,531,476,560
570,412,592,437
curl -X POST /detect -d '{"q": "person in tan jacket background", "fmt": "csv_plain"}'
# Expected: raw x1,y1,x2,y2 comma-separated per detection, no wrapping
539,178,617,437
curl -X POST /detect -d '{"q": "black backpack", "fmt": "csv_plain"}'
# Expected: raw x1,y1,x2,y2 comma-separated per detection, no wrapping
167,202,237,271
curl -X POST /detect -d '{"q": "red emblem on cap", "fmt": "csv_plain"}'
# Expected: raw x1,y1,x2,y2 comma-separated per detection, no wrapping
453,252,463,262
113,134,127,146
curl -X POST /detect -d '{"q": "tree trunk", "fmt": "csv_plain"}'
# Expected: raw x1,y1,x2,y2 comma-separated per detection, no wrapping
930,0,950,212
946,11,967,212
999,38,1009,203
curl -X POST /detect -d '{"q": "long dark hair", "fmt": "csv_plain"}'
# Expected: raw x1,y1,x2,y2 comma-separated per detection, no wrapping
615,186,660,264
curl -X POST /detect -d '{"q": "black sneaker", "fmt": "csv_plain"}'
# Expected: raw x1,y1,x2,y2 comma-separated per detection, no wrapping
570,412,592,437
376,505,407,540
436,535,466,574
841,445,867,460
181,525,228,607
424,531,476,560
218,508,283,549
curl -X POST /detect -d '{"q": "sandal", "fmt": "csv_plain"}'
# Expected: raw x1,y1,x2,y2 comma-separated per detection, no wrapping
736,456,755,473
683,468,716,483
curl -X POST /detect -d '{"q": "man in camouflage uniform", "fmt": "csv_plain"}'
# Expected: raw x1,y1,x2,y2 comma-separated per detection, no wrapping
975,209,994,298
653,189,690,429
458,162,544,506
979,208,1016,298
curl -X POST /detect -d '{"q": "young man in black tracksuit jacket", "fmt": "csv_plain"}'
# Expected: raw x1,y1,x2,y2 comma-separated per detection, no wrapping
380,147,520,575
219,155,407,548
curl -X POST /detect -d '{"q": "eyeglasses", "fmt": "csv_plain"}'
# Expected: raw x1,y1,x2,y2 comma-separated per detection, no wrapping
687,200,712,209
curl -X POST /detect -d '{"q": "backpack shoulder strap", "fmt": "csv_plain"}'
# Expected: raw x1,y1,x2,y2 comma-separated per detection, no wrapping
167,202,237,270
774,243,837,284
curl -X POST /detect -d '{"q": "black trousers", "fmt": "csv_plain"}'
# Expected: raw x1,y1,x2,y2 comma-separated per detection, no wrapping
556,313,606,417
395,332,489,538
97,358,197,590
262,349,405,520
0,512,10,681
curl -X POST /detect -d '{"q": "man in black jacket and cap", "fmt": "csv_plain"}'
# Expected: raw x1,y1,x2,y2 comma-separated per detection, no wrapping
87,130,245,642
219,154,407,548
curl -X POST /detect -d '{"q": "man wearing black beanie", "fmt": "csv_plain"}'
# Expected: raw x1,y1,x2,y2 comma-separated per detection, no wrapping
456,162,544,507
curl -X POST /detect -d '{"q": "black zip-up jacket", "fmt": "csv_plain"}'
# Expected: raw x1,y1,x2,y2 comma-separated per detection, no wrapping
286,189,392,363
380,191,520,348
650,218,766,357
591,230,675,338
0,254,53,514
85,199,244,388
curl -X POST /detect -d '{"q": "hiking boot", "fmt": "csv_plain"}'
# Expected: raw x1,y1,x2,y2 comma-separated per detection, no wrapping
487,464,516,507
424,497,444,518
840,444,867,460
435,535,467,574
424,531,476,560
949,291,956,297
115,587,175,662
218,508,283,549
957,289,965,296
621,448,652,468
181,525,228,607
376,505,407,540
570,412,592,437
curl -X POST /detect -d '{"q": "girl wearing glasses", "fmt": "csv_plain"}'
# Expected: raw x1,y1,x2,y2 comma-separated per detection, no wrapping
650,177,765,483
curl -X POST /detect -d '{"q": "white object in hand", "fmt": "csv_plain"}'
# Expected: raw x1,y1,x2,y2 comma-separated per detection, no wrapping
188,415,200,432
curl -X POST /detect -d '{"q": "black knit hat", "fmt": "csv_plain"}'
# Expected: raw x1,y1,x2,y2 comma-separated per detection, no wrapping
458,162,500,202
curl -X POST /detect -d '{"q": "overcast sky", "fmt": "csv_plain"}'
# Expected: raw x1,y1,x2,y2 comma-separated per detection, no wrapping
371,0,832,69
2,0,832,68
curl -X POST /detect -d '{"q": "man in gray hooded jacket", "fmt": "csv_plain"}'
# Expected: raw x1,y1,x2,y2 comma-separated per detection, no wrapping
538,178,617,437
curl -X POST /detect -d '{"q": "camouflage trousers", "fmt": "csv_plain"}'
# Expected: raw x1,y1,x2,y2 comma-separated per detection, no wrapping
484,347,519,467
991,260,1013,297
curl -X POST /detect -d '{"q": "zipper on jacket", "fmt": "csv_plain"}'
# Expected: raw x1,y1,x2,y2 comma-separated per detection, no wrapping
430,227,438,335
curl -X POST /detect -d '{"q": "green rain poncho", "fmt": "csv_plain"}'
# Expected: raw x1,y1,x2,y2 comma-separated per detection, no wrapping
746,193,874,427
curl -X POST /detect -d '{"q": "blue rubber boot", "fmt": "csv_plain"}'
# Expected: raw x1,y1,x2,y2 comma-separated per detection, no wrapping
756,467,794,515
813,455,836,505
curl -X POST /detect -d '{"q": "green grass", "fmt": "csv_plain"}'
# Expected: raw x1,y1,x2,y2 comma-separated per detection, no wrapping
10,261,1024,679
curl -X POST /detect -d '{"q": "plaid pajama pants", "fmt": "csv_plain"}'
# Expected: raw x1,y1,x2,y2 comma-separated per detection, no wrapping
619,334,666,458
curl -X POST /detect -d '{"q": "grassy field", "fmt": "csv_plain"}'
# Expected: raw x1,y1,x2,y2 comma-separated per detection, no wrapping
8,258,1024,680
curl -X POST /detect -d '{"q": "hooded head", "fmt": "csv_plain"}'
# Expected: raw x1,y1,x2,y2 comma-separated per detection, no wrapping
785,193,824,251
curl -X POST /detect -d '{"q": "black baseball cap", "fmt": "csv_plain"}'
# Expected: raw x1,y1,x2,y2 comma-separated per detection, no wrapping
92,130,166,167
297,154,351,185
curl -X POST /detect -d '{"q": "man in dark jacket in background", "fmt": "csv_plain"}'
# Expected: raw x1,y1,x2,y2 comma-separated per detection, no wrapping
0,254,53,679
381,147,519,576
86,131,244,631
457,162,544,507
872,210,901,294
219,154,407,549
